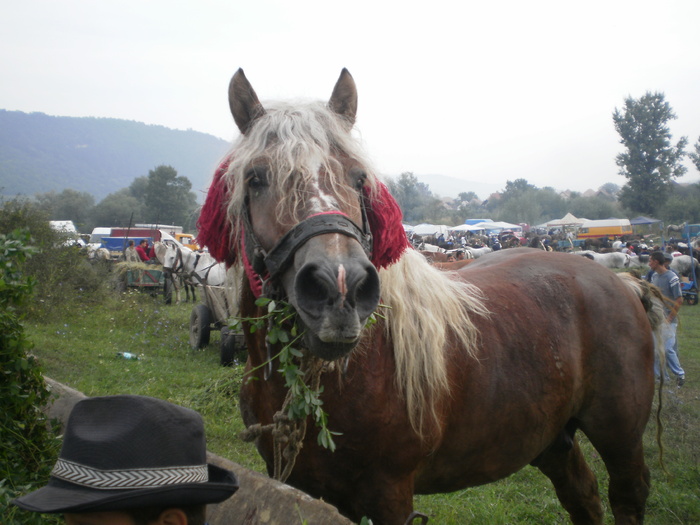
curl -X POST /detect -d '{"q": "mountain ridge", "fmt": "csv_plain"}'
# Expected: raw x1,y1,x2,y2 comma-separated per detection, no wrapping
0,110,231,202
0,110,502,203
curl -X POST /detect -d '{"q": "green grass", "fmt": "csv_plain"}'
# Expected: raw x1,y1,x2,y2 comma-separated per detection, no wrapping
24,289,700,524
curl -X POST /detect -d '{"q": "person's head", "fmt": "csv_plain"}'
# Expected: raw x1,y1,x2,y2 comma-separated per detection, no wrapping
140,239,148,247
13,395,238,524
128,240,135,248
649,250,667,272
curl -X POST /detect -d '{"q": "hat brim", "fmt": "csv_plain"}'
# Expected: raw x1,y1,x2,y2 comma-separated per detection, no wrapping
13,464,238,514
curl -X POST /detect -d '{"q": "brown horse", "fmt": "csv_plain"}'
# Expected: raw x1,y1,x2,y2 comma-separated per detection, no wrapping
198,69,665,525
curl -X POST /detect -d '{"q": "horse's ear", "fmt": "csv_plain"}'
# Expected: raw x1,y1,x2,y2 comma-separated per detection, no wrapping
229,68,266,135
329,68,357,126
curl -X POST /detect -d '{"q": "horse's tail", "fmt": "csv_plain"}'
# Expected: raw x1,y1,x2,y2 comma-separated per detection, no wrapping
616,272,669,474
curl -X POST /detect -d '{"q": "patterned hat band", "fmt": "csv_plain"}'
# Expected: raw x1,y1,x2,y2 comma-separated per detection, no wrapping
52,459,209,490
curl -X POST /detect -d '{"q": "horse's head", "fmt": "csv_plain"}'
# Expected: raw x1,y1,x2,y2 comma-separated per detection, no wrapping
160,244,180,273
199,69,409,360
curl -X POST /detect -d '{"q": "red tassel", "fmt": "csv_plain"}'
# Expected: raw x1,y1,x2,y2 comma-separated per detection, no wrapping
196,158,236,266
198,159,408,271
364,182,410,269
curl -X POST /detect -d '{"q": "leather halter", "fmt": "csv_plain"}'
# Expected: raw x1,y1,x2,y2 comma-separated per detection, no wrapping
241,193,373,287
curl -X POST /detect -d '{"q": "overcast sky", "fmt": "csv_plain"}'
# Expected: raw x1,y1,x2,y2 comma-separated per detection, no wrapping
2,0,699,197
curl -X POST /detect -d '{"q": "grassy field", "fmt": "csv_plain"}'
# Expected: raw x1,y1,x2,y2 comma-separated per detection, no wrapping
25,287,700,524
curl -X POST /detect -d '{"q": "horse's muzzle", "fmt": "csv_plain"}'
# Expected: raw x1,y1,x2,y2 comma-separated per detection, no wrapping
292,250,380,360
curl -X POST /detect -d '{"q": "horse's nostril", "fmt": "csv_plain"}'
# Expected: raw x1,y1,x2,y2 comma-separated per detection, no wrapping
354,264,381,316
294,260,380,321
295,264,330,311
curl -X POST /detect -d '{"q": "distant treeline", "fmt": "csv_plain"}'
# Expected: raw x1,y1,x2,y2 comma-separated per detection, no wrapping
0,110,231,202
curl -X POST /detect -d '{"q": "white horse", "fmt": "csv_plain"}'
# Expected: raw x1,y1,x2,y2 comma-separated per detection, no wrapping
464,246,492,259
420,242,444,253
579,251,630,269
152,242,196,304
161,244,227,287
87,246,111,261
670,254,700,278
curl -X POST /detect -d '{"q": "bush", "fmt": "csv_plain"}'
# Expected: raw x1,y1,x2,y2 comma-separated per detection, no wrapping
0,230,61,524
0,197,113,320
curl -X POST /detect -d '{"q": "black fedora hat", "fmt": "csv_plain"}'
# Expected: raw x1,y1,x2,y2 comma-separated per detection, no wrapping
13,395,238,513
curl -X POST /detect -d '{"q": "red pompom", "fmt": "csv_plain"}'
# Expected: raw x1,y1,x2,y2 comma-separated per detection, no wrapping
364,182,409,269
196,158,236,266
198,159,408,272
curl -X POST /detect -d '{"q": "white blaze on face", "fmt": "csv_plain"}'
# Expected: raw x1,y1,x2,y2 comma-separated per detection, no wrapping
337,263,347,308
308,159,339,213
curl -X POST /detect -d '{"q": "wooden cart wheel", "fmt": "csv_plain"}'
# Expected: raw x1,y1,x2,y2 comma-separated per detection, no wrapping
189,304,212,349
220,327,246,366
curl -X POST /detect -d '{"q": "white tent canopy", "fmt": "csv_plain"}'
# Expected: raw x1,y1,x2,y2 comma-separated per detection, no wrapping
448,224,487,232
547,213,585,227
472,221,521,232
410,223,452,236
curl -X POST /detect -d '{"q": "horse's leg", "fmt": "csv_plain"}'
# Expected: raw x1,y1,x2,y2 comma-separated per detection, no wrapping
532,428,604,525
350,474,415,525
174,279,181,305
582,428,650,525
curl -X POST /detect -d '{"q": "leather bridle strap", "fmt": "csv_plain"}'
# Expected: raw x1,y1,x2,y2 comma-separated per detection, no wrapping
242,196,373,282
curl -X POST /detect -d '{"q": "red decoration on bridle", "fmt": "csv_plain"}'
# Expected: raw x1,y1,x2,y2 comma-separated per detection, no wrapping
196,159,236,267
197,158,409,290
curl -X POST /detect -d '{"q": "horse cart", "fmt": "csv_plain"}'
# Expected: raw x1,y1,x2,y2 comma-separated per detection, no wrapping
115,263,166,294
189,280,245,366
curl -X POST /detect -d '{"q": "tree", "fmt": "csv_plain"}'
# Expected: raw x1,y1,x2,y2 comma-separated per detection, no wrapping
458,191,479,203
599,183,620,198
690,136,700,174
128,175,149,200
142,165,198,229
501,179,536,201
90,189,144,228
34,189,95,231
612,92,687,216
386,172,438,223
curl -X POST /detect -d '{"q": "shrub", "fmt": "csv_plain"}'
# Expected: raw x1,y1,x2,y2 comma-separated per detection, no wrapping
0,230,61,524
0,197,113,320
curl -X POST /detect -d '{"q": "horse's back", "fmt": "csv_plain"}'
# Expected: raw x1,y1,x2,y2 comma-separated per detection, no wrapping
416,248,656,491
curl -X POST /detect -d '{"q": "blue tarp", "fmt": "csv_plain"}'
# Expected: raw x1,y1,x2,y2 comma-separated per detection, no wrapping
100,237,153,251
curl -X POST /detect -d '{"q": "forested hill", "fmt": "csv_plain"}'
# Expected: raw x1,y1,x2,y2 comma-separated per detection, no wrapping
0,110,231,201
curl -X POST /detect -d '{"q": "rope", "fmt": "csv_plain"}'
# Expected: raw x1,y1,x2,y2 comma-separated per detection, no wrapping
239,354,326,483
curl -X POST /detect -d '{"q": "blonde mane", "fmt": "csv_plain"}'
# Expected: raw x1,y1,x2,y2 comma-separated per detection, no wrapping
379,249,488,438
222,100,378,240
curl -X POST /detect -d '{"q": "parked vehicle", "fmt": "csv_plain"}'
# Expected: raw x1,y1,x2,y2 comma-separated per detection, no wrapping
577,219,633,240
90,227,185,259
174,232,200,251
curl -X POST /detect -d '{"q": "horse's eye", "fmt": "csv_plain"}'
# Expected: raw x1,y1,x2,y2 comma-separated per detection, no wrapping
245,167,269,191
350,168,367,191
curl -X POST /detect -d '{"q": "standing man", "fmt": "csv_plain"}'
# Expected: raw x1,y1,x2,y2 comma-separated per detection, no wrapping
136,239,153,263
648,250,686,386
